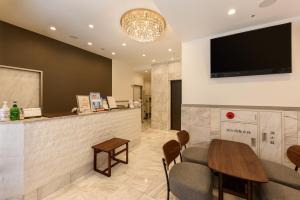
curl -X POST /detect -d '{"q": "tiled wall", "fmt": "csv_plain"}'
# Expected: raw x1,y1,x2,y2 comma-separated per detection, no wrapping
151,62,181,130
182,105,300,169
0,109,141,200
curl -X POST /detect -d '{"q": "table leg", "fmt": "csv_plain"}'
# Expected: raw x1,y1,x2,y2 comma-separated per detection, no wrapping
218,173,223,200
112,149,115,160
93,150,97,170
247,180,253,200
126,143,129,164
107,151,111,177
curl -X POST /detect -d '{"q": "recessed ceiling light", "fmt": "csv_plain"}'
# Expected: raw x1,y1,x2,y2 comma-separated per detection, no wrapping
142,54,146,57
87,42,93,46
145,70,148,73
50,26,56,31
89,24,94,29
168,48,172,52
112,52,116,55
122,43,127,47
228,9,236,16
152,59,156,63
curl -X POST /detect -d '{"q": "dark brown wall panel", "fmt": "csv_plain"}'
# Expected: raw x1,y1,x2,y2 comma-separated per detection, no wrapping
0,21,112,113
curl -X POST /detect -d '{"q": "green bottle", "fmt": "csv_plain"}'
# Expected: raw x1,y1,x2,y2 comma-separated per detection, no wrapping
10,101,20,121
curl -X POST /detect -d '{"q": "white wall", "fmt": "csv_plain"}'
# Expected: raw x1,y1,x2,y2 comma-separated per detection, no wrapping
112,60,143,101
182,20,300,107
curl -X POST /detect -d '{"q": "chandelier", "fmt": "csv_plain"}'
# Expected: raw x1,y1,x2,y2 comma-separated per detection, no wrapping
120,8,166,42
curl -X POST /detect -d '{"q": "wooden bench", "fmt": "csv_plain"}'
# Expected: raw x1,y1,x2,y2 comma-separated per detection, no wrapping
92,138,130,177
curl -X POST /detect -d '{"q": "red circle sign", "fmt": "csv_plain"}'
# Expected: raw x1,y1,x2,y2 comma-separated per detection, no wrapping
226,112,235,119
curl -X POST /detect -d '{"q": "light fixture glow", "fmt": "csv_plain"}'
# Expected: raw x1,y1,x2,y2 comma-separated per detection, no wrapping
142,54,146,57
168,48,172,52
152,59,156,63
228,9,236,15
145,70,148,73
87,42,93,46
89,24,94,29
122,43,127,47
120,8,166,42
112,52,116,55
50,26,56,31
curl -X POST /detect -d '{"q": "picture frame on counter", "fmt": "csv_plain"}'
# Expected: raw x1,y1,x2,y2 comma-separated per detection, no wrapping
107,96,117,109
76,95,91,113
89,92,102,111
102,97,109,110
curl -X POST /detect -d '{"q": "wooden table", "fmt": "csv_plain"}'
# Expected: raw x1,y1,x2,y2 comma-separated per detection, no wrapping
92,138,129,177
287,145,300,171
208,139,268,200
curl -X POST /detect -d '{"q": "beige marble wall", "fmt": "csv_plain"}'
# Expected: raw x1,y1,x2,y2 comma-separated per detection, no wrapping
0,109,141,200
151,62,181,130
182,105,300,169
0,66,41,108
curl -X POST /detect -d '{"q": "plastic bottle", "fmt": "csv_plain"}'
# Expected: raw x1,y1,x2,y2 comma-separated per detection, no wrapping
0,101,10,121
10,101,20,121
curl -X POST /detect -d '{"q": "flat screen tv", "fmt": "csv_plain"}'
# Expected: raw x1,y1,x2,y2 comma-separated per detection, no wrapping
211,23,292,78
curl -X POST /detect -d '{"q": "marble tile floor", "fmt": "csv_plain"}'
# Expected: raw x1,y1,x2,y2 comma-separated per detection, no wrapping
44,128,243,200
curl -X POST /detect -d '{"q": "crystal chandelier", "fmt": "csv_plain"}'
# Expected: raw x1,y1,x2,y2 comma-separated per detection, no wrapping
120,8,166,42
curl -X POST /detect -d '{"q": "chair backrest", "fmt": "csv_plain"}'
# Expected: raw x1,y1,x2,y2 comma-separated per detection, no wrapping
287,145,300,171
177,130,190,149
163,140,181,167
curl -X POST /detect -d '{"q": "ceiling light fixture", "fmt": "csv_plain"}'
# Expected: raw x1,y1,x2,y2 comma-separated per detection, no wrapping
168,48,172,52
122,43,127,47
89,24,94,29
87,42,93,46
120,8,166,42
228,9,236,16
142,54,146,57
145,70,148,73
50,26,56,31
112,52,116,55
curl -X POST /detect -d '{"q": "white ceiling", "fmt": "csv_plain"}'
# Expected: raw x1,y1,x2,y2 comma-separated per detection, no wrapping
0,0,181,67
153,0,300,42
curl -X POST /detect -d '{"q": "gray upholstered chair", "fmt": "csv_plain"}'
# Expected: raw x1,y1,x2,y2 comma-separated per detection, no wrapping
260,159,300,190
177,130,208,166
259,181,300,200
162,140,212,200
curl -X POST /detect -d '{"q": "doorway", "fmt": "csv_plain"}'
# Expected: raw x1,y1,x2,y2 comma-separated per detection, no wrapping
171,80,182,131
133,85,142,101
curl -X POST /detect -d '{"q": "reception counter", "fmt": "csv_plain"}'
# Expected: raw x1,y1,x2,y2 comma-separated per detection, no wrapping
0,108,141,200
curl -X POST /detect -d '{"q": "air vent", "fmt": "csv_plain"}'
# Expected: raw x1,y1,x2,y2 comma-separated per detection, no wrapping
259,0,277,8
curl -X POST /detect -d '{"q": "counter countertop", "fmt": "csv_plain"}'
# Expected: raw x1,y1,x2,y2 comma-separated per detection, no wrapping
0,108,140,125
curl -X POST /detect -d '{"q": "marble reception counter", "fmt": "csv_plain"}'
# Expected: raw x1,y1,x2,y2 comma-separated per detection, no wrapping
0,108,141,200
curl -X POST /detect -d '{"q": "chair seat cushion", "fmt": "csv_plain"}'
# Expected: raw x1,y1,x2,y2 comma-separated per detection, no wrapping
169,162,212,200
260,181,300,200
182,147,208,166
261,159,300,190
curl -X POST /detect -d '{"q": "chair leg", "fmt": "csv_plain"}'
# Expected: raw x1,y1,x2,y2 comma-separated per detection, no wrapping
167,190,170,200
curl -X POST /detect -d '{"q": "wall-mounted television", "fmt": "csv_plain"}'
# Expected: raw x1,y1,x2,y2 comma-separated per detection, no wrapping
210,23,292,78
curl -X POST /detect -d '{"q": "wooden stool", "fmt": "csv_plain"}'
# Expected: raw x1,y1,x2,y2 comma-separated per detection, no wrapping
92,138,130,177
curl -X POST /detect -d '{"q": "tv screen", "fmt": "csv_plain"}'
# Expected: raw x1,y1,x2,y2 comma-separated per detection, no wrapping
211,23,292,78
